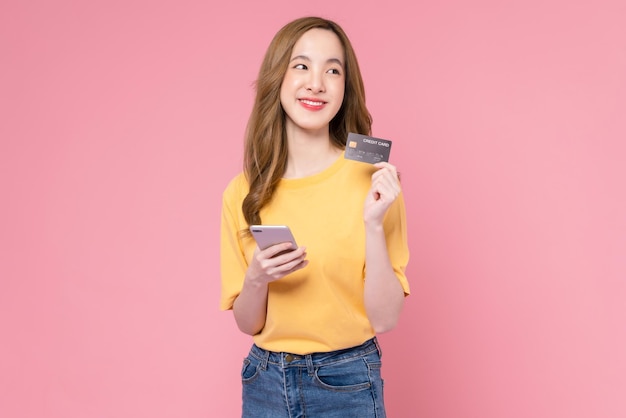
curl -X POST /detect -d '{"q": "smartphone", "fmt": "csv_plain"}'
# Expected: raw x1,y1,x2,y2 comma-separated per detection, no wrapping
249,225,298,256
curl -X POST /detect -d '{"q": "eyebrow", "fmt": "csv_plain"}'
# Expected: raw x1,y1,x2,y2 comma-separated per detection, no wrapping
290,55,344,68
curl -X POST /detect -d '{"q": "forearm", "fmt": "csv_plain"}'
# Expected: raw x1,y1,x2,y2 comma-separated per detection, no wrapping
232,244,309,335
232,277,269,336
363,222,405,333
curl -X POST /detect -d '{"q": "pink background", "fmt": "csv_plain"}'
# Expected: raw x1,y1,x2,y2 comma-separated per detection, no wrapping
1,0,625,417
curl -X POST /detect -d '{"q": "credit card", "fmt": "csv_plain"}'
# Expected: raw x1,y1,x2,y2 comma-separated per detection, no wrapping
344,133,392,164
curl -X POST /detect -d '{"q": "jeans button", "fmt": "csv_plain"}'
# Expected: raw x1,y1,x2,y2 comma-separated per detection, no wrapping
285,354,294,362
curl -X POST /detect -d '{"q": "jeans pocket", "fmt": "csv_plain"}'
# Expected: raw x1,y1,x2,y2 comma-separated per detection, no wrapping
313,358,372,392
366,359,384,390
241,357,261,383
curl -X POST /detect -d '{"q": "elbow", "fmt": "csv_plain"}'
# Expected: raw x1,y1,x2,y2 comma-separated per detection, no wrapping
370,317,399,334
236,324,258,336
234,317,264,336
366,297,404,334
233,310,265,336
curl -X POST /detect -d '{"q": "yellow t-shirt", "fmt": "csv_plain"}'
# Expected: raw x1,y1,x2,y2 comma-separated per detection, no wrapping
220,154,410,355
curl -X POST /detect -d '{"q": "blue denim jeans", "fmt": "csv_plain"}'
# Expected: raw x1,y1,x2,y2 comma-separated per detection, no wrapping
241,337,386,418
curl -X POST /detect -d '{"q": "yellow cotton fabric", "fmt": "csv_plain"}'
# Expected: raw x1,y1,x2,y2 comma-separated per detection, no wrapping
220,154,410,355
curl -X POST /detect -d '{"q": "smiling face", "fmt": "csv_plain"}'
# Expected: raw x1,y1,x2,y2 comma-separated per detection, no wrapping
279,28,346,137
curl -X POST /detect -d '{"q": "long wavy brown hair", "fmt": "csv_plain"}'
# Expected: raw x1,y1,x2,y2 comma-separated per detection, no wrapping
242,16,372,228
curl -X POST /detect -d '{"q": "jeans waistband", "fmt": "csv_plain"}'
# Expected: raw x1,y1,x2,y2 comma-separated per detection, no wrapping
249,337,381,370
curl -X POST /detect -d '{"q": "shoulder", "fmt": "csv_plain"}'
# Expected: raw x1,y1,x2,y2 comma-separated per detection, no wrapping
340,159,377,186
344,159,376,174
222,172,249,201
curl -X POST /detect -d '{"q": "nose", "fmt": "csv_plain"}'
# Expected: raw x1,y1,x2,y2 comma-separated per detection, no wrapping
306,70,325,93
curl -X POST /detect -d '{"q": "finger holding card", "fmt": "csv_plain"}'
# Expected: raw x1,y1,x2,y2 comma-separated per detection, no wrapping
372,162,400,191
343,132,401,223
364,162,401,224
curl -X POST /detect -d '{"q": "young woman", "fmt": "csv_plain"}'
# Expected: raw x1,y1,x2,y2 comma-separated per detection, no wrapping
220,16,410,417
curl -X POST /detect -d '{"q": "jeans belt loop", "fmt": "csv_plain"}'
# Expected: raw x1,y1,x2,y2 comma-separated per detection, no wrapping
373,337,383,358
305,354,314,376
260,348,270,371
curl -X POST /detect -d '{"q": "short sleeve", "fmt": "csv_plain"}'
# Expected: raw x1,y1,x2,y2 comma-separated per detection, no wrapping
384,190,410,295
219,175,250,310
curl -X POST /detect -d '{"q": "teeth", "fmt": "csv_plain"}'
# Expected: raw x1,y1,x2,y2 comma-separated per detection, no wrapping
301,99,323,106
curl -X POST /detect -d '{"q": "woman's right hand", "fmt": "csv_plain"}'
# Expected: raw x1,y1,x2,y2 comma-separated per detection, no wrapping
246,243,308,285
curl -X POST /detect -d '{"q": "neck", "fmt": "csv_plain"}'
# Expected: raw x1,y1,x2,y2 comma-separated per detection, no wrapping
284,129,342,179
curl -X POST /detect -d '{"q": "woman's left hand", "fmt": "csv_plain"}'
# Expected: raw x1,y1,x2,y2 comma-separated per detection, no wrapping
363,162,401,225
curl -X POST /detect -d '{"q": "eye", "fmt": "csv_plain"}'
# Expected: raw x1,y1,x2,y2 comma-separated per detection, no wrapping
294,63,308,70
327,68,341,75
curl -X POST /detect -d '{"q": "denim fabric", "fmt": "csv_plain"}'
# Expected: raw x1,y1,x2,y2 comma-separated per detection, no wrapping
241,337,386,418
